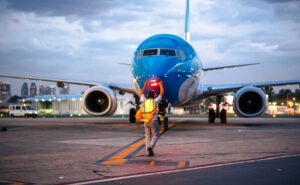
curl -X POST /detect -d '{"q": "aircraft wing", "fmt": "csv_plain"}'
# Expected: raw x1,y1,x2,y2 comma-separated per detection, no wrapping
200,80,300,97
202,63,259,71
0,74,137,95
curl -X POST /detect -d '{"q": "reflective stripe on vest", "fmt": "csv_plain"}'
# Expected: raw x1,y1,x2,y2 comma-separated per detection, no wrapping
142,99,156,113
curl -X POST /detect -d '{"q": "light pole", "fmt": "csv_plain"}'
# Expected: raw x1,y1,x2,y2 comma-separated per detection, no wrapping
293,97,296,113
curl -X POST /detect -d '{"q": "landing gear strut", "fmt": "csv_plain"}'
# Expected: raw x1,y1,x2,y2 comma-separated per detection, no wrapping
158,100,169,131
208,95,227,124
158,115,169,131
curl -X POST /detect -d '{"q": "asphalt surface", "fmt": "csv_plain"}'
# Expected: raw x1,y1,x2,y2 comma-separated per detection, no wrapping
0,117,300,184
82,155,300,185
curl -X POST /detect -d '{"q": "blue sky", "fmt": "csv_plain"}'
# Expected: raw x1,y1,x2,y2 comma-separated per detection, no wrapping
0,0,299,95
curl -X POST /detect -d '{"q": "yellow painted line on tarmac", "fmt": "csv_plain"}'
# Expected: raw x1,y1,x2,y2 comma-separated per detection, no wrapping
149,161,156,166
178,161,186,168
0,179,27,185
177,161,190,168
103,139,145,165
159,122,175,134
102,122,175,166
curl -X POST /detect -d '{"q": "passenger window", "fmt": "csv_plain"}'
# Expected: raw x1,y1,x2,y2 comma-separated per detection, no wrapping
16,106,21,110
143,49,158,56
22,106,26,111
160,49,176,56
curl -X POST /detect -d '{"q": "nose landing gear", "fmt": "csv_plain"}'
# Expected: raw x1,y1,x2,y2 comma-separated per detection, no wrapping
129,95,140,123
158,100,169,131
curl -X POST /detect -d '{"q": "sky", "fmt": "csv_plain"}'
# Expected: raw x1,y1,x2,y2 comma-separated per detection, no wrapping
0,0,299,95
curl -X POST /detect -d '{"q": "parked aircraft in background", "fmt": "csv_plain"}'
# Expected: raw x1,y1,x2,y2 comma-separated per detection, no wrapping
1,0,300,129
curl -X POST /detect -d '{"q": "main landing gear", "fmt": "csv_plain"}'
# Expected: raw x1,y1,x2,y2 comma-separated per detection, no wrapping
208,95,227,124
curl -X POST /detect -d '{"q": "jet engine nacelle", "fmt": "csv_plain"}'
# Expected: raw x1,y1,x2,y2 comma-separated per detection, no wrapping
233,86,267,117
82,85,117,116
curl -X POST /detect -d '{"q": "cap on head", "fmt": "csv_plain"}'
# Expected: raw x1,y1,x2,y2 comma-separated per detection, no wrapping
148,90,156,99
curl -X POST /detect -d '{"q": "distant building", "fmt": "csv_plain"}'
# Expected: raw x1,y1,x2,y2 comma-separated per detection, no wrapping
30,82,37,97
39,85,56,96
21,92,135,116
0,81,11,102
22,95,83,115
59,84,69,95
39,85,46,96
21,82,29,97
50,86,56,95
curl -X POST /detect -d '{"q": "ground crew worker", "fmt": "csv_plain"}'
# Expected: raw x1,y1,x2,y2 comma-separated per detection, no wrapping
139,80,164,156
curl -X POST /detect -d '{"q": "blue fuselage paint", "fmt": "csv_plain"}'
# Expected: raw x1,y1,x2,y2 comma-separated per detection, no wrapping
132,34,204,106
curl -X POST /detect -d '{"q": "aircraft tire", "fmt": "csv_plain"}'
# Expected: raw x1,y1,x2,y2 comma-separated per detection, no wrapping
129,108,136,123
208,109,215,123
163,117,169,131
220,109,227,123
2,126,7,132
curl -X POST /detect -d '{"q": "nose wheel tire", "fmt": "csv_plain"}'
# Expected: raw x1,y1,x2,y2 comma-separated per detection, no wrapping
208,109,216,123
129,108,136,123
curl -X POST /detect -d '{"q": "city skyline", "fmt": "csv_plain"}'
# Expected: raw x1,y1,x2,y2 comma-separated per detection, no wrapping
1,80,73,98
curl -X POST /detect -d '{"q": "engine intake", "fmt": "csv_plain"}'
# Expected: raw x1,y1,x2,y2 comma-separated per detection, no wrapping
233,86,267,117
82,85,117,116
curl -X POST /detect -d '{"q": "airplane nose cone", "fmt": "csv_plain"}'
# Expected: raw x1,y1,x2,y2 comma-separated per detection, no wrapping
136,56,178,78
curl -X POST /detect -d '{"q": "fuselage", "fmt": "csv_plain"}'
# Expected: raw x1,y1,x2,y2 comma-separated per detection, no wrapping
132,34,204,106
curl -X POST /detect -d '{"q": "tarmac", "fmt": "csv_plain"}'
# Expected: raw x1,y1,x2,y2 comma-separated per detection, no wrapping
0,117,300,184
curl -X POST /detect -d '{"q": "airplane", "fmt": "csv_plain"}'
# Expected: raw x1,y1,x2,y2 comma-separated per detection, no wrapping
1,0,300,129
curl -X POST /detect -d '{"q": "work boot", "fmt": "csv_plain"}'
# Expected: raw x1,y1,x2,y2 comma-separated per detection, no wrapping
147,147,154,156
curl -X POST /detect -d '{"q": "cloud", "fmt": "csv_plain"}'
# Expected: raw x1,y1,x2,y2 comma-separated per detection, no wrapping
261,0,300,3
0,0,299,96
4,0,119,17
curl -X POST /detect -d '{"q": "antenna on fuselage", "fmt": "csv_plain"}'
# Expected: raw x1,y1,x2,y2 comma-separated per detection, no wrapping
184,0,190,43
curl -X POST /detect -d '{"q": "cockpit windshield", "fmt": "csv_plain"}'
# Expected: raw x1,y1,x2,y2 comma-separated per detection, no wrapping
160,49,176,56
142,48,176,57
143,49,158,56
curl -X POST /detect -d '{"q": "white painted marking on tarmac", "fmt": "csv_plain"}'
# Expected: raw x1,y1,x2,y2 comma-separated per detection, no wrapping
69,153,300,185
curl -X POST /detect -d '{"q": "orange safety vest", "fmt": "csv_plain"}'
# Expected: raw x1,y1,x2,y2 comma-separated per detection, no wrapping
135,98,157,123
